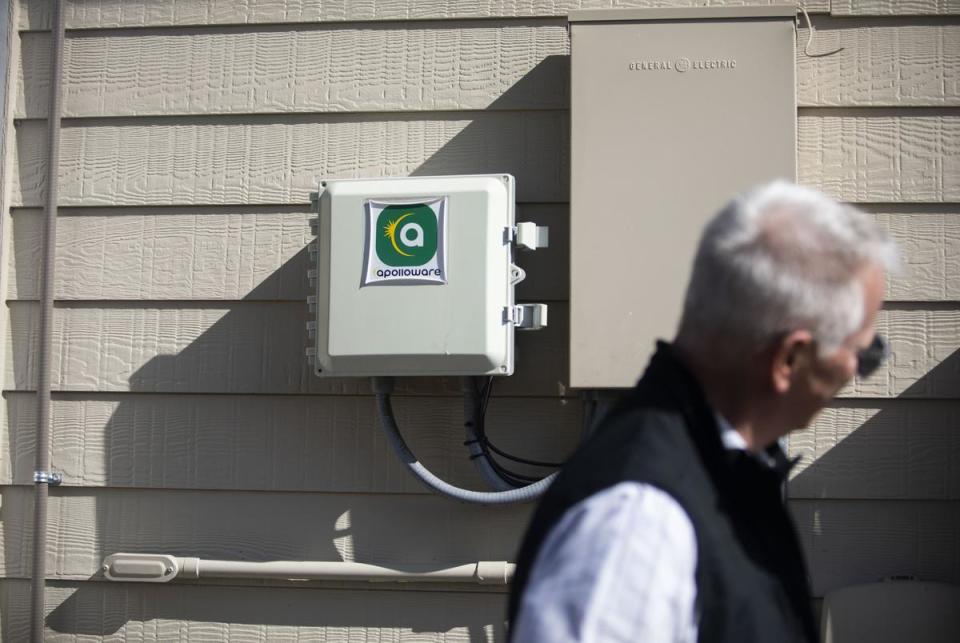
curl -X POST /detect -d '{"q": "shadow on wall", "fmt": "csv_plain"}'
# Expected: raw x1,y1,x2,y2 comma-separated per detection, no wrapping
791,347,960,499
788,343,960,594
27,56,574,639
43,579,507,638
411,55,569,190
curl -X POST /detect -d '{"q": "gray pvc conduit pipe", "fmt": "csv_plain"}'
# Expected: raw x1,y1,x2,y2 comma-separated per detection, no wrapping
101,553,515,585
372,377,555,504
31,1,64,641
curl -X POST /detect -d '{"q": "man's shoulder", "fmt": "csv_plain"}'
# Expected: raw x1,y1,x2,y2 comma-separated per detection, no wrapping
578,401,697,473
510,480,700,643
600,401,687,440
533,400,701,526
507,393,705,626
548,480,695,550
527,481,697,587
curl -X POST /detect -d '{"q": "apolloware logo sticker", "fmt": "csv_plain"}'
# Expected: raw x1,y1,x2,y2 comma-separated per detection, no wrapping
362,197,447,286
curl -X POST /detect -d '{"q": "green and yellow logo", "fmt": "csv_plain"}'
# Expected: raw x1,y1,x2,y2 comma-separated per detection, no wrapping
376,204,438,267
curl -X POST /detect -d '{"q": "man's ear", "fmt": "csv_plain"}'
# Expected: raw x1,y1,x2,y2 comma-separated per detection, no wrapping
771,330,814,394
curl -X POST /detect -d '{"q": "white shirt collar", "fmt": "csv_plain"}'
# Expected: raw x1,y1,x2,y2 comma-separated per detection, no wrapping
716,412,784,470
715,412,748,451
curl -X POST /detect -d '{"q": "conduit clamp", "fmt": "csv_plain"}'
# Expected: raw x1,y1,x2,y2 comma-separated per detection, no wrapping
33,470,63,486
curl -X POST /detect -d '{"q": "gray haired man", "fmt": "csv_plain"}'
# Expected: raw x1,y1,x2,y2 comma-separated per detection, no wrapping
508,182,898,642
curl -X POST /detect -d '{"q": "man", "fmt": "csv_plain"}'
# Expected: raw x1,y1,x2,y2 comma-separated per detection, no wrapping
508,181,899,642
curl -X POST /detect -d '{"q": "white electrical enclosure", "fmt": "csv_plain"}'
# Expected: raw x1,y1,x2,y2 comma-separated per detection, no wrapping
309,175,543,377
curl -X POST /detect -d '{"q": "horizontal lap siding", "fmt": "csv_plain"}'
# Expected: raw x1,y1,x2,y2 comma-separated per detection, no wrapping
10,113,960,207
5,203,570,301
874,207,960,300
17,0,832,31
3,204,952,302
0,486,534,579
837,305,960,399
2,488,957,596
10,113,571,206
15,19,960,118
796,19,960,107
5,302,956,398
798,111,960,203
831,1,960,16
1,393,956,500
3,302,572,396
786,400,960,499
0,579,509,641
0,392,582,492
790,499,960,595
16,22,572,117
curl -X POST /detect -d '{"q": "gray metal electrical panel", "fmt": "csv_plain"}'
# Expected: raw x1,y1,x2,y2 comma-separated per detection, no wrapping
568,5,797,388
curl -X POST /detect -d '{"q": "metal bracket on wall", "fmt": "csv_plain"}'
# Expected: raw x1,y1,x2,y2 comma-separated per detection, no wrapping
506,223,549,251
33,470,62,486
504,304,548,330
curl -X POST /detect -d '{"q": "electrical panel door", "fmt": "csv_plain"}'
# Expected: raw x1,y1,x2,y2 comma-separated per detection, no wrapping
569,6,797,388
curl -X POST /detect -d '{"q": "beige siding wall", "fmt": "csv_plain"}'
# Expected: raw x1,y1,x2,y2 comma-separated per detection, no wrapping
1,1,958,639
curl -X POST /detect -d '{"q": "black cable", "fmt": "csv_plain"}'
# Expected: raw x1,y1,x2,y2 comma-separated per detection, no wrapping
476,433,536,486
461,378,527,487
465,377,536,487
475,428,538,485
472,376,565,482
478,376,565,467
481,376,494,417
483,440,565,469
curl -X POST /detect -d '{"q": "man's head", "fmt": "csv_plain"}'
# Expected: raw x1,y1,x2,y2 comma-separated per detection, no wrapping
675,181,899,443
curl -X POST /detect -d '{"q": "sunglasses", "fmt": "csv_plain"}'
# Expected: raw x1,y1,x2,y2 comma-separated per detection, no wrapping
856,334,889,379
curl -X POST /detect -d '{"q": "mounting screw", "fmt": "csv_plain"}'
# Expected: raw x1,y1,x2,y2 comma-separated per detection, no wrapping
165,566,174,575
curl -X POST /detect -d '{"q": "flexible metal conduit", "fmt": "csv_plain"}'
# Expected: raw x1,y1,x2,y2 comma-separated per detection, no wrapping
101,554,514,585
373,377,556,504
31,1,64,641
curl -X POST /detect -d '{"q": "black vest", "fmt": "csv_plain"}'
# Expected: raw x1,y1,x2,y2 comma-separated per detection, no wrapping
509,343,817,643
